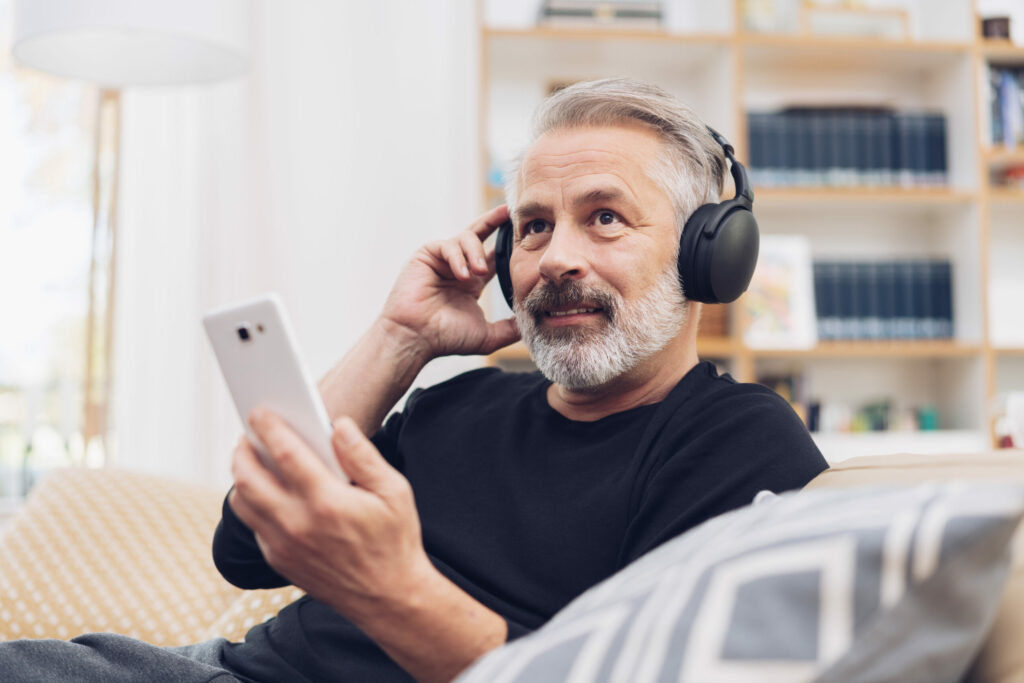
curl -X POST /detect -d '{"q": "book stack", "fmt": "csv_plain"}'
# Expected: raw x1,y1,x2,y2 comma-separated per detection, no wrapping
747,108,948,188
812,260,953,341
539,0,662,28
989,64,1024,148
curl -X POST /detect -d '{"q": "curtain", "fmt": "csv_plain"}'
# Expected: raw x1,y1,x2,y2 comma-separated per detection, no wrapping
112,1,484,486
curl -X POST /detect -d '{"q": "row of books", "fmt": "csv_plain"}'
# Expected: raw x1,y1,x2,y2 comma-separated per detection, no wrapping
747,108,948,188
813,260,953,341
989,65,1024,148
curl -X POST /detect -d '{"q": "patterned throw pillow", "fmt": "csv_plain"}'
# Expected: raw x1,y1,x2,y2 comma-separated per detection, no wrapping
457,483,1024,683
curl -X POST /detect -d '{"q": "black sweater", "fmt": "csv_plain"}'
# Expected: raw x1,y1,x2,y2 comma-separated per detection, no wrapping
212,362,827,682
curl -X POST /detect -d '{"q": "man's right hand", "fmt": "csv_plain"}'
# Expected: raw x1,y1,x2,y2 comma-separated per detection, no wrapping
379,204,520,360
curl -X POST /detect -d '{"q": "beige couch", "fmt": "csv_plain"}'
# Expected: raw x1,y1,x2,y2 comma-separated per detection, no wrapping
1,454,1021,680
0,468,302,646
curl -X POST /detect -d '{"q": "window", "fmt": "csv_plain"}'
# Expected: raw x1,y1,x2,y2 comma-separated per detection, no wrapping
0,0,104,507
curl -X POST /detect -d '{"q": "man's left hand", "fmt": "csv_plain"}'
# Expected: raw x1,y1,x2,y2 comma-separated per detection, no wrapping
229,409,434,622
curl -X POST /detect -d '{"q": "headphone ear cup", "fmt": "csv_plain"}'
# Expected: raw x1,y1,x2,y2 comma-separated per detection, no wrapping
678,201,760,304
705,205,759,304
677,203,719,303
494,220,515,310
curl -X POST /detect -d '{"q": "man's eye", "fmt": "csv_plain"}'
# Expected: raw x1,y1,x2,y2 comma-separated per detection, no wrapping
525,219,549,235
596,211,619,226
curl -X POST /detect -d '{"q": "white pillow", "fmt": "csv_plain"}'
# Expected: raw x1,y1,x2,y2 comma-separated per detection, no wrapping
458,482,1024,683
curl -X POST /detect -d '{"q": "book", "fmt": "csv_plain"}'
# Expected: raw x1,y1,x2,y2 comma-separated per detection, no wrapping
540,0,662,28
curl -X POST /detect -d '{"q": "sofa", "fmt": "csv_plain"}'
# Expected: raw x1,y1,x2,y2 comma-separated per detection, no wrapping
0,468,302,646
0,453,1021,681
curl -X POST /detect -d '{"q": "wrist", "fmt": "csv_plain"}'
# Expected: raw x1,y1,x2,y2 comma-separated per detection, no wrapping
346,555,507,683
370,316,436,368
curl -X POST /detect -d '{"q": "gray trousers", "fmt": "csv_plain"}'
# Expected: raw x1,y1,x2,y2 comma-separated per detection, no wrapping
0,633,251,683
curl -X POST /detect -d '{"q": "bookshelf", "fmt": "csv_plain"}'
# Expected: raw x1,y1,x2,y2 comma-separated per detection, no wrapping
479,0,1022,459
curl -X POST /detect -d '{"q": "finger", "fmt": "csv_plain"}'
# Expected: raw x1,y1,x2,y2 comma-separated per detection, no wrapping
230,438,291,530
457,230,489,276
478,317,521,355
331,417,400,495
249,408,328,496
468,204,510,240
440,239,472,280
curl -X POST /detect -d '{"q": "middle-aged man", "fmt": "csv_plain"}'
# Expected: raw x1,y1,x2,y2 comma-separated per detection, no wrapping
0,78,826,683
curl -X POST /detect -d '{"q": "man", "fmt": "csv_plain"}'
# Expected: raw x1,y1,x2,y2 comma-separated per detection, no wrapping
0,78,826,682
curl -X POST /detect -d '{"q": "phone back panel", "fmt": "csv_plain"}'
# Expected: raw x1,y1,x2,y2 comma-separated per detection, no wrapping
202,294,347,481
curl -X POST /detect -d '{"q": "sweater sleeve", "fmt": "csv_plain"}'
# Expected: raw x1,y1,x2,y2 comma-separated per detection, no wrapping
617,388,828,567
212,488,291,589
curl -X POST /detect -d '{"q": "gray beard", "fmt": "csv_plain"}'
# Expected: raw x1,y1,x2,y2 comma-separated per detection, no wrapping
514,265,687,392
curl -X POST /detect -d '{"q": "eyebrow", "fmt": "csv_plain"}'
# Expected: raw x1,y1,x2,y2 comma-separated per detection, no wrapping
513,187,641,224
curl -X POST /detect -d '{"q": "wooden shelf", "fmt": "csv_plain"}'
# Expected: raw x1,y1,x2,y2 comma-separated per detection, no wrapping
985,146,1024,169
484,26,732,45
980,40,1024,64
754,187,975,206
749,341,981,359
989,187,1024,202
994,347,1024,356
698,336,738,357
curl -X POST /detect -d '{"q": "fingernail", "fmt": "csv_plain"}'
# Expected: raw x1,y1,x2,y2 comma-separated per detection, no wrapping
249,407,267,426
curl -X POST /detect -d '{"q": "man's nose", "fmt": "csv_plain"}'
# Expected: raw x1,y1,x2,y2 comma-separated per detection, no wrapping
537,224,589,285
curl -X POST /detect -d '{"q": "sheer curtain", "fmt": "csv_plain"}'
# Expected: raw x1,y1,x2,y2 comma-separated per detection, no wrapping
111,1,484,487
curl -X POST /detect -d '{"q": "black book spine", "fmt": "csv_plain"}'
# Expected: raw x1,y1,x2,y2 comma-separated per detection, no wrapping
861,261,882,340
811,108,827,184
894,260,915,339
827,108,842,186
813,262,829,340
854,110,871,187
933,260,954,339
837,262,856,339
912,260,933,339
879,111,894,186
933,114,948,186
878,261,896,339
911,113,929,188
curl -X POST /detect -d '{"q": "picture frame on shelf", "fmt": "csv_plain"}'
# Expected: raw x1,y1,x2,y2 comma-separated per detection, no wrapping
742,235,817,350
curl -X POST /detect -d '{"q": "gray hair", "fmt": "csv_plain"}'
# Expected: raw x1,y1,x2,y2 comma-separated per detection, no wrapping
504,78,726,236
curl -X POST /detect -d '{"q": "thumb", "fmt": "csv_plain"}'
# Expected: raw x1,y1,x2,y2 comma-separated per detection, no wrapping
480,317,521,354
331,417,394,493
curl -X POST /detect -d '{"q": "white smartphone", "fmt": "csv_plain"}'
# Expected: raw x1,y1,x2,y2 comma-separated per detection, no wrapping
202,293,348,481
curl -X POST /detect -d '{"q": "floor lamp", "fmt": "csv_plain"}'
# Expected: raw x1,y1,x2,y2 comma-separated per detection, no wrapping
11,0,251,463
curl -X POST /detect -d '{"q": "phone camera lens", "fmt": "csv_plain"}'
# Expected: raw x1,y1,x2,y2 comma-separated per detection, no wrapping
237,326,251,342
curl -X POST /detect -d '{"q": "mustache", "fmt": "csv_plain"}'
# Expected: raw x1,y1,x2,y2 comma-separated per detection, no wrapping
523,280,618,321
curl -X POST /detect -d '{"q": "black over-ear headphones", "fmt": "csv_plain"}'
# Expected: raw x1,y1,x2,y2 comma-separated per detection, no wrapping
494,126,758,309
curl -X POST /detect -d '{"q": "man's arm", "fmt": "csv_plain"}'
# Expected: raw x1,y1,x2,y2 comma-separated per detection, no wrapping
231,411,507,683
225,206,523,680
316,203,519,437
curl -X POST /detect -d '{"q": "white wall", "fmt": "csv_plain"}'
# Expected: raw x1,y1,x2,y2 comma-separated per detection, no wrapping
112,1,484,487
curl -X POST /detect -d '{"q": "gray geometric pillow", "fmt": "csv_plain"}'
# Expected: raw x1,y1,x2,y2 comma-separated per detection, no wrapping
457,483,1024,683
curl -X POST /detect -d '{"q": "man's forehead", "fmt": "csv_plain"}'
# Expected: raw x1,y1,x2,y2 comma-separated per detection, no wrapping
516,126,664,210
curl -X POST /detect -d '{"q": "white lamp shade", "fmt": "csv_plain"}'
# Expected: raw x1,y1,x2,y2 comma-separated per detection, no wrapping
12,0,251,87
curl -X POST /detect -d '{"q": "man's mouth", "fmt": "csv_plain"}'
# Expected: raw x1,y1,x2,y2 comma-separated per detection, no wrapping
545,307,602,318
